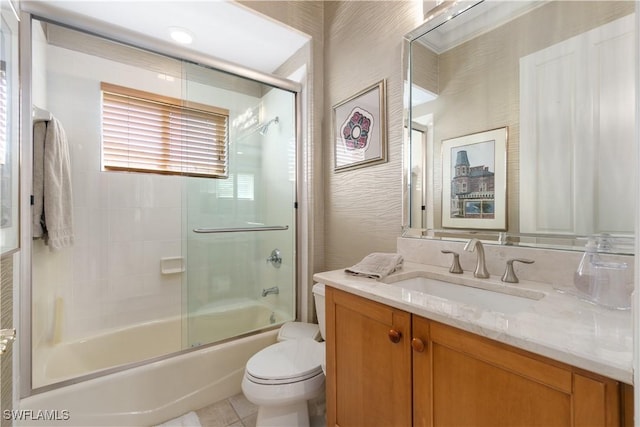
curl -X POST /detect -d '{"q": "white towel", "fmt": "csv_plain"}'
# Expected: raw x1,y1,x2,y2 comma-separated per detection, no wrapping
32,122,46,238
345,252,404,279
33,117,74,250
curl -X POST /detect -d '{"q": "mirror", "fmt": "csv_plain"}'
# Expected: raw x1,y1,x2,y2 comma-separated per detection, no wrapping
404,0,636,254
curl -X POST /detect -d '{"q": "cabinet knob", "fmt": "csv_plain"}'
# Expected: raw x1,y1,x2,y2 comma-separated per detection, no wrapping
388,329,402,343
411,337,426,352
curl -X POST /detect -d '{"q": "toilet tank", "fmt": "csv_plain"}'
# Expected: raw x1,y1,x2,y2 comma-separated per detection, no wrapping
312,283,326,340
277,321,320,341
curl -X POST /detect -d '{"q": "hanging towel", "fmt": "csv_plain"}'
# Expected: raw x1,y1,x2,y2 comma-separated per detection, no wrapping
345,252,404,279
33,117,74,250
32,122,46,238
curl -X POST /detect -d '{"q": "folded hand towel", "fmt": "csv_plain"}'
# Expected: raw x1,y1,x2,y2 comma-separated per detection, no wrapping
345,253,404,279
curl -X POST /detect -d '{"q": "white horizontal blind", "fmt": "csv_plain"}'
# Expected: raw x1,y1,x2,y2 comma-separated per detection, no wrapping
101,82,229,178
237,173,254,200
0,62,7,166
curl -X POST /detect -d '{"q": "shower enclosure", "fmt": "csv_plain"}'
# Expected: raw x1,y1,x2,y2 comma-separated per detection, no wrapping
27,18,298,390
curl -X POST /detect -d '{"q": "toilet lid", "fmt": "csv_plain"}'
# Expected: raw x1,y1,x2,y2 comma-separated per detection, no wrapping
246,338,324,385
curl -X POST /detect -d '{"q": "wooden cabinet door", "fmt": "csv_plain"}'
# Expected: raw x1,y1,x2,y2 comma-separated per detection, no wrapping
573,373,622,427
412,315,431,427
430,322,573,427
327,290,629,427
326,287,412,427
427,321,623,427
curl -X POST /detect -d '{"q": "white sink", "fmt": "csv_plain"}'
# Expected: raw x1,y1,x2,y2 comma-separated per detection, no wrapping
390,276,544,314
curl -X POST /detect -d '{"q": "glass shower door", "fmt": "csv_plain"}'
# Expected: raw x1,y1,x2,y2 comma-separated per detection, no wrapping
183,64,297,347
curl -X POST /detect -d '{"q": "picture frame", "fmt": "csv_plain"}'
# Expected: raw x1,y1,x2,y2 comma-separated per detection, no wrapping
441,127,507,230
333,80,387,172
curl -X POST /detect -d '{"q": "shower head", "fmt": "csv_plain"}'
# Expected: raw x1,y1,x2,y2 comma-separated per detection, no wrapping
258,116,279,135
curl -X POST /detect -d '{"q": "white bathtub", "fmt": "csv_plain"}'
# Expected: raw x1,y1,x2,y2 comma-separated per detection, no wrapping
22,300,289,426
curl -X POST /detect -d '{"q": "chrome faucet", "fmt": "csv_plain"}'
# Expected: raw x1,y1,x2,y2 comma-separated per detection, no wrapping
463,238,490,278
261,286,279,297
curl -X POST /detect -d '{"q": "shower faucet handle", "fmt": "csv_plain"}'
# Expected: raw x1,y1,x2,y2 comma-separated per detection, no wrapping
266,249,282,268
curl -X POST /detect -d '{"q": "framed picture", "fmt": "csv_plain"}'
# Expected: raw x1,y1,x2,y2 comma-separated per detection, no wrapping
442,127,507,230
333,80,387,172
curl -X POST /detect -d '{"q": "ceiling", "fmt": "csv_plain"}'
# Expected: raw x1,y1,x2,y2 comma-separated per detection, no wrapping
23,0,310,73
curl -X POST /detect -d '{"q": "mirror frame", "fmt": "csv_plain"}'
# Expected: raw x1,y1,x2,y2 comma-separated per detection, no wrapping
401,0,636,255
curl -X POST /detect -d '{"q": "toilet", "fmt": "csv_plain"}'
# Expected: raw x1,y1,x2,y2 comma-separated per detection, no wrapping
242,283,326,427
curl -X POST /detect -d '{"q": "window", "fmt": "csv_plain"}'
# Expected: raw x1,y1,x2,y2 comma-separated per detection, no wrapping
0,61,7,167
237,173,254,200
216,176,234,199
101,82,229,178
215,173,255,200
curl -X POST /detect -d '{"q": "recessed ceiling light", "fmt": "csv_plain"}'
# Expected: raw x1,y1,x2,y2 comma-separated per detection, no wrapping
169,27,193,45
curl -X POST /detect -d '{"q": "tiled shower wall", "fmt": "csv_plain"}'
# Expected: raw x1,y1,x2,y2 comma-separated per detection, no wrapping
30,24,268,345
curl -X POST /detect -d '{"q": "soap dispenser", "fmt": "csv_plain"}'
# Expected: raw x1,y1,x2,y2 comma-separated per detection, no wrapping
573,239,599,299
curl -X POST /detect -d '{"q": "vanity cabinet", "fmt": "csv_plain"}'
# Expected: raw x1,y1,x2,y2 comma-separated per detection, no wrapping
325,286,631,427
325,285,412,426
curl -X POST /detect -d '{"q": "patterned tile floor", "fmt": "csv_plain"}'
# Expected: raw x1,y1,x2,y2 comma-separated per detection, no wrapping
158,392,326,427
195,393,257,427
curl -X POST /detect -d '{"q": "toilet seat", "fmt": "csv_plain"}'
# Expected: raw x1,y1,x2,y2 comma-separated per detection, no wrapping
245,338,324,385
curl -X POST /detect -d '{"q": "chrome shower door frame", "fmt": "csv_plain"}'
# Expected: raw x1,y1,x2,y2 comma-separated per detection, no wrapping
18,8,304,398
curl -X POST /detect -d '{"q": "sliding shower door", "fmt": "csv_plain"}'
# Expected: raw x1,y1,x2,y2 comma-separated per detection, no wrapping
183,63,297,348
28,17,299,390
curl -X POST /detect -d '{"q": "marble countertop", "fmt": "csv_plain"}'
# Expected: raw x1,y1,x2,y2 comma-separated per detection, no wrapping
313,262,633,384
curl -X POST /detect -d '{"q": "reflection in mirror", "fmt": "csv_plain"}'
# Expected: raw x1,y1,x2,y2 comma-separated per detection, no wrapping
404,0,636,254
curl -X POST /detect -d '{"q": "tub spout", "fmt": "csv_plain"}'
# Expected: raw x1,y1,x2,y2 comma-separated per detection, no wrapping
261,286,279,297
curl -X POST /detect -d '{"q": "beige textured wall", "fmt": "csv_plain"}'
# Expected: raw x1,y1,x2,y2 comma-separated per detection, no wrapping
1,255,14,424
411,41,438,95
324,1,423,270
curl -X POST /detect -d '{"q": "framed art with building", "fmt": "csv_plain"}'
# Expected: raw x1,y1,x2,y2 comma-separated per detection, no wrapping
441,127,507,230
333,80,387,172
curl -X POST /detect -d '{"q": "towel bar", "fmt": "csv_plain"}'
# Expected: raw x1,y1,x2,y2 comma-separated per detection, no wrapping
193,225,289,234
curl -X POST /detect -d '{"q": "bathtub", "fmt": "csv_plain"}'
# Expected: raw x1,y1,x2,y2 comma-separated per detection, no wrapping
22,300,289,426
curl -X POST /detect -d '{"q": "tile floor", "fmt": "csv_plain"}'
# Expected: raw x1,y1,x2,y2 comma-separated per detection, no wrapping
168,392,326,427
195,393,257,427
